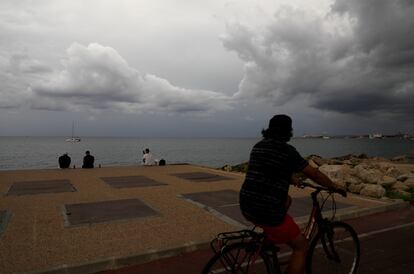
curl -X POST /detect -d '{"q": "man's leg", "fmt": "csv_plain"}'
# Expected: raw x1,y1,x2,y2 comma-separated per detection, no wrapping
260,214,306,274
286,234,308,274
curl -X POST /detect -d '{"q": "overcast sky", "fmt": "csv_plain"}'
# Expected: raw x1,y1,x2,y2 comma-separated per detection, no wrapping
1,0,413,137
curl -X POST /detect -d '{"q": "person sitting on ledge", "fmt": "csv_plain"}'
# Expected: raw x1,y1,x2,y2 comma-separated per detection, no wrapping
82,150,95,168
58,153,71,169
142,148,156,166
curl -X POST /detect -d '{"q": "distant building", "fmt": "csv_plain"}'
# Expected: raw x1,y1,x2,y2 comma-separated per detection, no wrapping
369,133,383,139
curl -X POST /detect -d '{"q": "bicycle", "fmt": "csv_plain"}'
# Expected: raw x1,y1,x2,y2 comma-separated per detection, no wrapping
201,182,360,274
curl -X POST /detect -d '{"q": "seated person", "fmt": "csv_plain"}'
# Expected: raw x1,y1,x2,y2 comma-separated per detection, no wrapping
58,153,71,168
158,159,166,166
142,148,155,166
82,150,95,168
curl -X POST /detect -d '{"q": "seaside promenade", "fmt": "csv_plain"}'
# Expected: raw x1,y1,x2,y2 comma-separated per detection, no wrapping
0,164,409,274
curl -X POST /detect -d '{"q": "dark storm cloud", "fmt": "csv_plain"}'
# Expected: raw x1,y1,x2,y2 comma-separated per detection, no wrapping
223,0,414,117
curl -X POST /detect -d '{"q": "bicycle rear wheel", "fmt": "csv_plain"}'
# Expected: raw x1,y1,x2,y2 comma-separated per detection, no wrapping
306,221,360,274
202,242,275,274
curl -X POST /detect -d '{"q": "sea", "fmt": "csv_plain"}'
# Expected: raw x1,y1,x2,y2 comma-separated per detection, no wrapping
0,136,413,171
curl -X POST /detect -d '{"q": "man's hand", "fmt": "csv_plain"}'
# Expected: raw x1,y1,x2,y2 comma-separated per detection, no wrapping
333,186,347,197
290,176,300,187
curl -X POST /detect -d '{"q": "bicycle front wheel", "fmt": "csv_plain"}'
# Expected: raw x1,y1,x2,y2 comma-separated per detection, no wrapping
202,242,276,274
306,221,360,274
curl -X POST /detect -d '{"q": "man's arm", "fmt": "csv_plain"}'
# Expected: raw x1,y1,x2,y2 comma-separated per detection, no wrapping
302,164,342,191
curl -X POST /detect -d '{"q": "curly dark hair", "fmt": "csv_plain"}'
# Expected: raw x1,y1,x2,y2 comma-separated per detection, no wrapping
261,127,292,142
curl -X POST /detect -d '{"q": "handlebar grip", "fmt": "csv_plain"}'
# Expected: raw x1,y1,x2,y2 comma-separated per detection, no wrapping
336,188,347,197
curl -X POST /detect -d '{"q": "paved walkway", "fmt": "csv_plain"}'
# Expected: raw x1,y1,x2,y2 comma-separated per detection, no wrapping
96,206,414,274
0,165,408,274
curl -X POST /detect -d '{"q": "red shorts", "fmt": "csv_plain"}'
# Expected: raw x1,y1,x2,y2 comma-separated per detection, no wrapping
257,214,301,244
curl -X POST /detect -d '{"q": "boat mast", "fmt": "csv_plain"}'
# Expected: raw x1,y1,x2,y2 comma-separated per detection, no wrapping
71,121,75,138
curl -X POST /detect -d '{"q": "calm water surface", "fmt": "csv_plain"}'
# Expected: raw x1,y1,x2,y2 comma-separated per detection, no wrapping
0,137,413,170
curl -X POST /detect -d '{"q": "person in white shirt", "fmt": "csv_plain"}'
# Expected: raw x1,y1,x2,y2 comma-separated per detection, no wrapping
142,148,155,165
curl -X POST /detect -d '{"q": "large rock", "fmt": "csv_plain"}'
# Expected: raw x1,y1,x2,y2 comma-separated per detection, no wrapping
309,155,345,166
348,183,366,194
403,178,414,188
385,167,403,178
333,154,365,166
372,162,393,170
393,181,409,191
355,153,369,159
308,155,327,167
392,155,407,162
371,157,389,162
308,159,319,168
360,184,386,198
353,163,371,174
319,164,351,187
344,175,363,185
378,175,397,187
397,173,414,182
354,165,384,184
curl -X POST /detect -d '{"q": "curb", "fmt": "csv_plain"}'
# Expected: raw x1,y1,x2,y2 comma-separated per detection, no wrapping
295,199,410,228
19,200,409,274
19,241,210,274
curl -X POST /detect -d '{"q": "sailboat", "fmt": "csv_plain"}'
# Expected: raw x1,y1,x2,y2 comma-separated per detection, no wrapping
65,121,81,142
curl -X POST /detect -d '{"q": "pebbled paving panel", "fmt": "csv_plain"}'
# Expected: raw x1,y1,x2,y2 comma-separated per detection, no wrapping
289,196,353,218
6,180,76,196
63,199,159,226
101,176,167,188
172,172,231,182
182,189,239,207
182,190,248,225
182,190,354,226
215,204,251,226
0,210,12,236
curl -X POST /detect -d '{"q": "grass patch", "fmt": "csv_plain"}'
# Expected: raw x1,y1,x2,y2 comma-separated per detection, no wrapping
231,162,249,173
219,162,249,173
384,185,414,202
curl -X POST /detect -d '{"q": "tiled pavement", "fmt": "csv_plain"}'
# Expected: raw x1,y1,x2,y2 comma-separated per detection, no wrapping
0,165,408,274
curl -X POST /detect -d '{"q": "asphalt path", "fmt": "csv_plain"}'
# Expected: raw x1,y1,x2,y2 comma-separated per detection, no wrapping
357,222,414,273
97,205,414,274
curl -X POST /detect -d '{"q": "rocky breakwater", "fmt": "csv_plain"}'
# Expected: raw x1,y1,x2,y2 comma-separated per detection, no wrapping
307,154,414,200
220,154,414,201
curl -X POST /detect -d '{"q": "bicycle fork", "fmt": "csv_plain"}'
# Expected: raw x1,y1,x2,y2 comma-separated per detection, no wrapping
321,228,341,263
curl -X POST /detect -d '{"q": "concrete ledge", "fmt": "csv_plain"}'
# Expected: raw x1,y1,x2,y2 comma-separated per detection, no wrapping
295,199,410,227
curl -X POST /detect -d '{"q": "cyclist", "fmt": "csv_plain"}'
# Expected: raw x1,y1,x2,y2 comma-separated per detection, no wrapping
240,114,344,274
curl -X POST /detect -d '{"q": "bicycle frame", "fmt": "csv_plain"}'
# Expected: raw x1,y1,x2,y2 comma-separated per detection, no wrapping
303,189,325,240
210,229,281,274
204,184,343,274
248,239,282,274
302,185,343,263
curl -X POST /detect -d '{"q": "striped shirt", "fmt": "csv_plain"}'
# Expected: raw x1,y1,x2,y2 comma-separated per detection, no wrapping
240,138,308,226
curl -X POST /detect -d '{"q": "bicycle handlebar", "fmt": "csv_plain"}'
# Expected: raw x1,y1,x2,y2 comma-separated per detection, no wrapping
298,181,347,197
